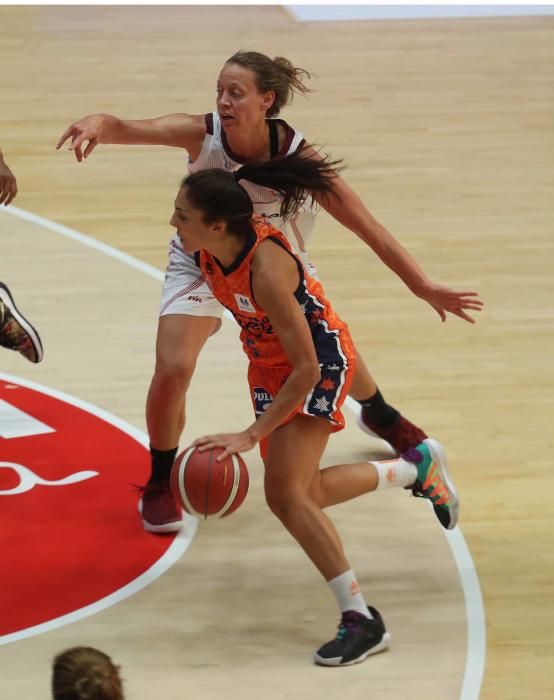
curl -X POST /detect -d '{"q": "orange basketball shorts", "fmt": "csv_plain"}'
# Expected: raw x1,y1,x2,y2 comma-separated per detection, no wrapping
248,354,355,459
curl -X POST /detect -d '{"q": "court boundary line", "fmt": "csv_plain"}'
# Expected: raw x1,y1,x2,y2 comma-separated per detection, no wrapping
0,369,198,646
1,204,485,697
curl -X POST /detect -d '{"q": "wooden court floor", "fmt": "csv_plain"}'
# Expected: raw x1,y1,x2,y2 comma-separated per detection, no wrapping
0,6,553,699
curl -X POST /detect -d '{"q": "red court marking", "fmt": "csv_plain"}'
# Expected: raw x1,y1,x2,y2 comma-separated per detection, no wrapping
0,378,184,640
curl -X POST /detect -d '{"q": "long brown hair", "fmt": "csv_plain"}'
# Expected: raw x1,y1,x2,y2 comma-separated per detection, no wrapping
52,647,124,700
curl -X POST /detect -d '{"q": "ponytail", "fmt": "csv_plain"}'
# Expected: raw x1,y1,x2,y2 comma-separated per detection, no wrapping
182,147,343,234
234,147,342,219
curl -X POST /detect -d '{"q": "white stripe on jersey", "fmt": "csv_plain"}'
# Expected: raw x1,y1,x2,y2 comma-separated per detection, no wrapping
187,111,317,269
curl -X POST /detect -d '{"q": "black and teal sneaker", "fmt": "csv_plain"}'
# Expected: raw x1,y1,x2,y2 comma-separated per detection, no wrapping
314,606,390,667
403,438,460,530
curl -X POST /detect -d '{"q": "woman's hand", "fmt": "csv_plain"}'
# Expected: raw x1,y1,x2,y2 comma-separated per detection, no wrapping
193,429,258,461
0,160,17,206
417,282,484,323
56,114,112,162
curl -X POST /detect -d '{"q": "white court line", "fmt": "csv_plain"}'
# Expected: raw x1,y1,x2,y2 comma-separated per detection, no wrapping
345,396,486,700
1,205,485,697
0,370,198,646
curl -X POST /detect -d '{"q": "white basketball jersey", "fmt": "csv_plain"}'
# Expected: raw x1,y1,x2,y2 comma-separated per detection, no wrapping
187,112,317,270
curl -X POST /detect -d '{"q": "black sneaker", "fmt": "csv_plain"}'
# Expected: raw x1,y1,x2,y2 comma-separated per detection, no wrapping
314,606,390,667
0,283,43,363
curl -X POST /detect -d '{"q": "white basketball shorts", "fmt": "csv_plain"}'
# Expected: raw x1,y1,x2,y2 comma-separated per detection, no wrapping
159,236,224,318
159,235,319,318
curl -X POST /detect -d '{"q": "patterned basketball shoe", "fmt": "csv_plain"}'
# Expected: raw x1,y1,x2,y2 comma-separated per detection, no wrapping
402,438,460,530
314,606,390,667
138,480,183,534
0,283,43,363
356,408,428,455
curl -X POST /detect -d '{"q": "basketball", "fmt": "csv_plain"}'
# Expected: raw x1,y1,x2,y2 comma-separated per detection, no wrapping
170,446,249,519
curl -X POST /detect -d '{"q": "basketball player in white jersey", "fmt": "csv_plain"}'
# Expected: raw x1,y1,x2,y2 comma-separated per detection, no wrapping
56,51,482,533
0,147,44,363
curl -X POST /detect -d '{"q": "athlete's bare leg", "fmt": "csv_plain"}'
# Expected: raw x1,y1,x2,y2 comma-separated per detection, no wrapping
265,414,400,664
141,313,219,533
265,415,456,549
310,460,379,509
348,347,378,401
264,414,350,581
146,314,219,450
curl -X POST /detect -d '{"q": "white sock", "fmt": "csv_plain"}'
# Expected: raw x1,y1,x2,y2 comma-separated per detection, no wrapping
328,569,372,618
371,457,417,491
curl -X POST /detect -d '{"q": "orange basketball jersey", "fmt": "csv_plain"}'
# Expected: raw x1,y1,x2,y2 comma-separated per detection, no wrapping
198,217,355,370
199,217,355,450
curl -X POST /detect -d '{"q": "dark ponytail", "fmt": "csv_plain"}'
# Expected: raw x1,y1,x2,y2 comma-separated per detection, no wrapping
235,148,342,219
182,147,342,234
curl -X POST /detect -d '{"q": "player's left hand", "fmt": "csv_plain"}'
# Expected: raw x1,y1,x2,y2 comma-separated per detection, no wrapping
418,282,484,323
193,430,258,461
0,162,17,206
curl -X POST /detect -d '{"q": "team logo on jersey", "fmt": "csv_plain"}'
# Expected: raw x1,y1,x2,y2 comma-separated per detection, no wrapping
234,294,257,314
253,387,273,416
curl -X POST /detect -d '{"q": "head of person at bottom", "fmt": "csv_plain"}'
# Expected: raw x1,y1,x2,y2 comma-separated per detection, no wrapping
170,149,342,262
51,647,124,700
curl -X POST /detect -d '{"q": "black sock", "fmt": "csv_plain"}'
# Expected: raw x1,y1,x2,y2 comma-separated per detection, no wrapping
358,389,399,428
149,446,178,482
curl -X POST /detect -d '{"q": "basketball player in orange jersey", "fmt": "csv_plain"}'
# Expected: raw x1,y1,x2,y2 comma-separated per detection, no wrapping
0,147,44,363
169,150,481,666
57,51,480,535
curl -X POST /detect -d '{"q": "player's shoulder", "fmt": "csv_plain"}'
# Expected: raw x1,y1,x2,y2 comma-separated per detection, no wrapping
179,112,211,136
252,235,296,283
271,116,306,153
160,112,210,153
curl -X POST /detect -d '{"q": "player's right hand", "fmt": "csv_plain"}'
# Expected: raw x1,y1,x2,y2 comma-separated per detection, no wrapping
56,114,106,162
193,429,258,461
418,281,484,324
